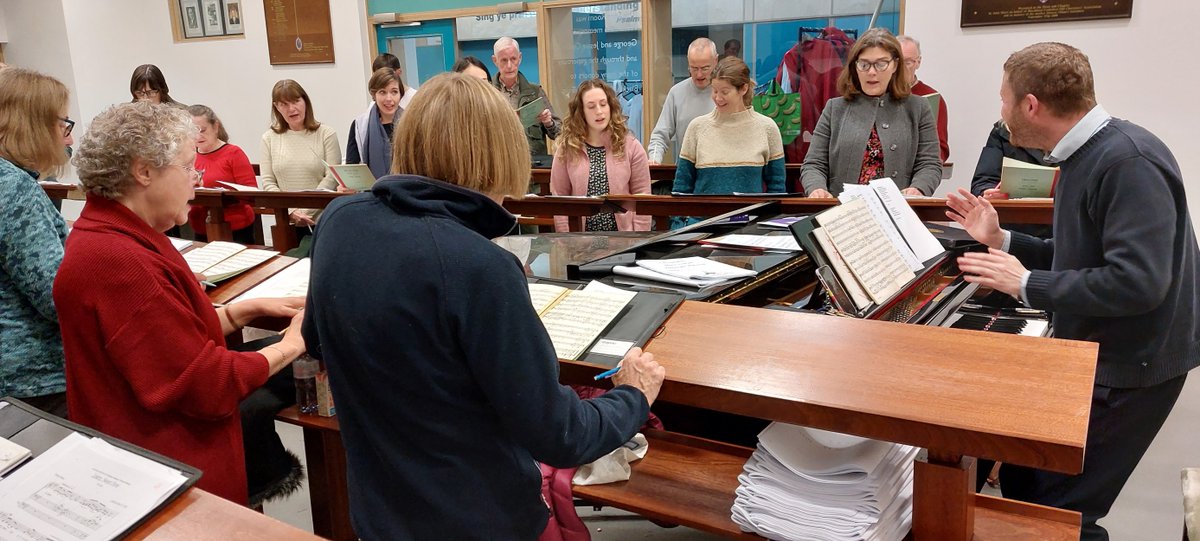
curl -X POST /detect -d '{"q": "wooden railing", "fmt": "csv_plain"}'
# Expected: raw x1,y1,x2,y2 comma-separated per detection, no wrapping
43,182,1051,253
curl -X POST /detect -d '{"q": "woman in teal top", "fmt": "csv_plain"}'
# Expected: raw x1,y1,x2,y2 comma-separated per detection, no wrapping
0,68,73,416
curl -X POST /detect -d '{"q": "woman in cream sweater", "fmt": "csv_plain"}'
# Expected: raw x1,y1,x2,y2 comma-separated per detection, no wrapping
260,79,341,231
672,56,785,197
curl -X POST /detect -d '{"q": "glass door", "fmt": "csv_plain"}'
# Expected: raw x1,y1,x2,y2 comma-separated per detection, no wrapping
375,19,456,88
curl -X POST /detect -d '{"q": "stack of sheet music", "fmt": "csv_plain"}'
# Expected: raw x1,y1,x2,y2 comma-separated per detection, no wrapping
612,256,757,288
731,423,919,541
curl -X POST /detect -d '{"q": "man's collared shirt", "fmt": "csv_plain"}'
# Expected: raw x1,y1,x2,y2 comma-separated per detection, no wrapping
500,79,521,109
1011,103,1112,302
1044,104,1111,164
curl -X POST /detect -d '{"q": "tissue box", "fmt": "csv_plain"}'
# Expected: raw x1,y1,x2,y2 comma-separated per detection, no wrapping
316,371,336,417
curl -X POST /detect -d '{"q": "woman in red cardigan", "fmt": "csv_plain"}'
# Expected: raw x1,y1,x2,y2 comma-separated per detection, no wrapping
186,104,259,244
54,102,308,505
549,79,651,232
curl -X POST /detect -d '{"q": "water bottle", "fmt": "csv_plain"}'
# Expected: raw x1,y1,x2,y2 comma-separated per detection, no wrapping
294,354,319,414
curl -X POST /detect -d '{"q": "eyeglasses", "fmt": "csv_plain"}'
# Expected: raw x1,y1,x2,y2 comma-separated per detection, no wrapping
688,65,713,74
134,89,161,98
60,117,75,137
855,58,895,73
171,164,205,182
903,57,921,68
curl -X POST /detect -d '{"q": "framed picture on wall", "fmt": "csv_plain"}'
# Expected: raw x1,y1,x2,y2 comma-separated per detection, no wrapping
201,0,225,36
180,0,204,38
224,1,244,34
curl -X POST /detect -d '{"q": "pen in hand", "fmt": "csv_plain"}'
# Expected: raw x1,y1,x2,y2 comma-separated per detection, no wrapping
593,365,621,381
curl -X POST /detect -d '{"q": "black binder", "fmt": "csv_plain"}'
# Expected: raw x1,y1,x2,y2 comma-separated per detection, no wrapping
530,278,684,368
0,397,202,538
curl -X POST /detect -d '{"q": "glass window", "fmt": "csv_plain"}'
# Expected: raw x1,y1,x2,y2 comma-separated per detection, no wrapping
545,2,645,142
662,0,901,164
455,12,541,84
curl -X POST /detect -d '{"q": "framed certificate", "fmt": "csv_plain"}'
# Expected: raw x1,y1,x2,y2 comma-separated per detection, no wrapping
179,0,204,38
201,0,225,36
224,1,244,34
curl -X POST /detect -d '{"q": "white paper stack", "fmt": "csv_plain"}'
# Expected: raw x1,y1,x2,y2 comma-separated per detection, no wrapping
612,256,758,288
731,423,919,541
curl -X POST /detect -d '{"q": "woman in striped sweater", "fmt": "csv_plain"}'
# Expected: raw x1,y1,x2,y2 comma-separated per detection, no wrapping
672,57,785,228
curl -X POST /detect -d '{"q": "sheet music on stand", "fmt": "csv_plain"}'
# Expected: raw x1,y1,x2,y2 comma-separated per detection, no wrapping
0,398,201,540
789,181,950,317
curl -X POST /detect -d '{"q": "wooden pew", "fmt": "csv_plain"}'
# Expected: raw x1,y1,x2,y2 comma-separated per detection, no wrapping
275,300,1094,541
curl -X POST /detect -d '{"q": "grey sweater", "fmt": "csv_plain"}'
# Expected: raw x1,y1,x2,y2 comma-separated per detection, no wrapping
647,78,715,163
1010,119,1200,388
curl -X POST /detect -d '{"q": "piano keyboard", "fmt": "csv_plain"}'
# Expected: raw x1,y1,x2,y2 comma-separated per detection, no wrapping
946,313,1049,337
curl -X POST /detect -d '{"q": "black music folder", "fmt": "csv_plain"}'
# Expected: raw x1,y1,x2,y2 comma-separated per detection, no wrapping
530,278,683,368
0,397,202,539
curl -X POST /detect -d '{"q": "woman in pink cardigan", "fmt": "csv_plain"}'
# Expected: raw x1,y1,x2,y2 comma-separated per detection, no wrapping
550,79,651,232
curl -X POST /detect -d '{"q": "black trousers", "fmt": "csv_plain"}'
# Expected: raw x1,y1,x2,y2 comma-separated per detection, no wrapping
232,335,297,501
1000,374,1188,541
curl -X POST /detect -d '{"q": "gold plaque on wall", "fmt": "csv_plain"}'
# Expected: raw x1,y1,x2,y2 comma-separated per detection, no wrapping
263,0,335,64
961,0,1133,27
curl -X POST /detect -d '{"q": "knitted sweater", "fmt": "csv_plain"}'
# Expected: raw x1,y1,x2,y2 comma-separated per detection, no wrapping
259,124,341,216
187,143,258,233
673,108,786,195
0,157,67,398
55,196,270,503
646,78,715,163
1009,119,1200,388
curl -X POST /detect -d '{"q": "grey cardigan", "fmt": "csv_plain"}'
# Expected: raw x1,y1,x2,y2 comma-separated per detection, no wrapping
801,93,942,196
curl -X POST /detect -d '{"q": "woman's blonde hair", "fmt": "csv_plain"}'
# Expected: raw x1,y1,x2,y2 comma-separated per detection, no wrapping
558,79,628,163
74,102,196,199
391,73,529,197
0,68,70,177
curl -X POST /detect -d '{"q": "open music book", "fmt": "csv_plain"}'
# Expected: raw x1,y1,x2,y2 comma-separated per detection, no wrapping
324,163,376,191
230,259,310,303
0,398,200,540
529,282,637,361
793,179,947,313
182,241,276,282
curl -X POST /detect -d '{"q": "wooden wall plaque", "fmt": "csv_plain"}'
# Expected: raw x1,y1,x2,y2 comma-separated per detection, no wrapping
962,0,1133,27
263,0,335,64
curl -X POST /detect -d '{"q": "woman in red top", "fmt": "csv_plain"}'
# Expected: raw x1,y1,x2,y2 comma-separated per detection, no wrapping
55,102,308,505
187,104,259,244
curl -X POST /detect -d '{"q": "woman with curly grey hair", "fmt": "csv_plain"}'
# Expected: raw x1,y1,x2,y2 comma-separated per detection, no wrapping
54,101,309,505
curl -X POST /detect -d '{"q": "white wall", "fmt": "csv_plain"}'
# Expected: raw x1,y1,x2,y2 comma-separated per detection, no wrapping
17,0,373,168
3,0,81,142
907,4,1200,539
906,1,1200,223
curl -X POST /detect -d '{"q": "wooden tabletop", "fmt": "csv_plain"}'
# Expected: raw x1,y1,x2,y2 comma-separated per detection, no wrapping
631,301,1095,474
128,488,320,540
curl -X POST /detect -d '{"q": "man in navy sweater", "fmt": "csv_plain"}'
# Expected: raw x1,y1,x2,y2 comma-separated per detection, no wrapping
946,42,1200,540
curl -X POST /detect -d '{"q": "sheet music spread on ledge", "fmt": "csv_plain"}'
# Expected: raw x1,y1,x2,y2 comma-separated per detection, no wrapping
529,281,636,361
0,432,187,540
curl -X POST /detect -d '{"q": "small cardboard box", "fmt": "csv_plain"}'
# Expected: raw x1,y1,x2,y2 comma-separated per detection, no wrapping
316,371,335,417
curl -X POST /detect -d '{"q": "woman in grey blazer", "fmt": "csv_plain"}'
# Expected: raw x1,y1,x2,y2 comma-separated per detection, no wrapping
801,28,942,197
